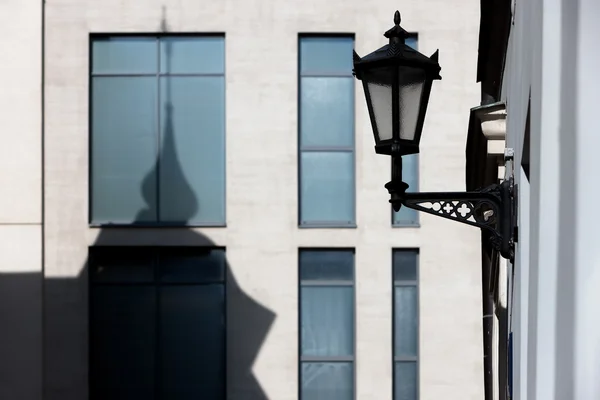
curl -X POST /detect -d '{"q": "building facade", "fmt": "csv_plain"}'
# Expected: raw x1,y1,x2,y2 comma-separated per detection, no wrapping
0,1,484,399
469,0,600,399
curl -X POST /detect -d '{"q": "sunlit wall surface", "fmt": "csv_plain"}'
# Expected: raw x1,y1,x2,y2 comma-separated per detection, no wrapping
0,0,483,399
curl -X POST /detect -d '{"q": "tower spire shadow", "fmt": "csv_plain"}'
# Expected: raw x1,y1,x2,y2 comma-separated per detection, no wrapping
38,9,276,400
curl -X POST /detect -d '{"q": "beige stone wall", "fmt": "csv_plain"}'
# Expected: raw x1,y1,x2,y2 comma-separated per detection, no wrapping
0,0,43,399
39,0,484,399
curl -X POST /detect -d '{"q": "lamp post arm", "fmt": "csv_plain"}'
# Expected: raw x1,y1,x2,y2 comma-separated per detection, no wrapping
387,179,516,261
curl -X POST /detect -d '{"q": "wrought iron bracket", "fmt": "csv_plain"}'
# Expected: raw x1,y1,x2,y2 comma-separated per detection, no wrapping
386,178,517,262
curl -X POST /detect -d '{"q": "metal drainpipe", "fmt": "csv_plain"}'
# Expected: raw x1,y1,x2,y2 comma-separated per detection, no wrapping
480,88,496,400
481,237,494,400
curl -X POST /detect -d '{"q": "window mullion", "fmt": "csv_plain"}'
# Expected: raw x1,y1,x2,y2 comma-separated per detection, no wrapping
155,37,162,223
300,356,354,362
154,249,161,398
394,280,418,287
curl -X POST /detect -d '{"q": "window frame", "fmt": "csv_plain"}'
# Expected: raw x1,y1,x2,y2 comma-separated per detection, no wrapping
391,33,420,228
392,248,420,400
297,34,357,228
298,248,356,399
88,245,227,400
88,33,227,227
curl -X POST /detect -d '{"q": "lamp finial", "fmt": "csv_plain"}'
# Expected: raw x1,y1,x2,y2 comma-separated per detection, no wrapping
394,10,400,26
385,10,408,43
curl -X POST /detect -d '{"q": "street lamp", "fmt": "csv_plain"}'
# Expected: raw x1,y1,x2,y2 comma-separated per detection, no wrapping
353,11,517,261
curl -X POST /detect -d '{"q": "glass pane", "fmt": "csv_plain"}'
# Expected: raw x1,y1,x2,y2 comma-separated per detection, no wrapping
393,250,418,281
160,37,225,74
300,250,354,281
366,81,393,141
405,36,418,51
301,286,353,356
159,76,225,225
92,37,157,74
301,362,353,400
160,285,225,400
300,77,354,148
300,151,354,225
394,361,418,400
393,155,419,225
159,249,225,283
398,67,426,141
91,77,158,223
300,37,354,75
90,249,154,283
91,287,156,400
394,286,418,357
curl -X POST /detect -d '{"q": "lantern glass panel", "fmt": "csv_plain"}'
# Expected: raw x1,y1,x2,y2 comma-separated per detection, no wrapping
398,66,426,141
363,67,394,141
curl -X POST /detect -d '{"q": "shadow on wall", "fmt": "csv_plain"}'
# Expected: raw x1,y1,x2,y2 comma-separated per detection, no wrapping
0,9,275,400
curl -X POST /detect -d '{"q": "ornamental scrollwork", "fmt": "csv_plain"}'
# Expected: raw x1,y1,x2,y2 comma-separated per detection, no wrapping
390,180,515,261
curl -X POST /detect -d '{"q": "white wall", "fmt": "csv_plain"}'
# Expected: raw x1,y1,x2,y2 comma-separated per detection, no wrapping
0,1,43,399
503,0,600,399
502,0,564,395
555,0,600,398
